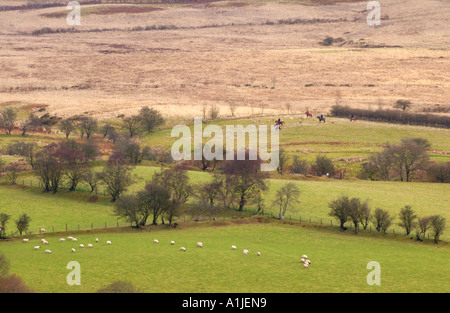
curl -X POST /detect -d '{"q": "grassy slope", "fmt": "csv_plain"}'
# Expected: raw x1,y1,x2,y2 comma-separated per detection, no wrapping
1,164,449,239
141,117,450,173
1,222,449,293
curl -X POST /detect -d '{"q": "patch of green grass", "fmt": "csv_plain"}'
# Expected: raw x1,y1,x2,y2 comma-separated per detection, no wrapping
141,117,450,174
1,223,449,293
2,165,449,239
0,185,119,234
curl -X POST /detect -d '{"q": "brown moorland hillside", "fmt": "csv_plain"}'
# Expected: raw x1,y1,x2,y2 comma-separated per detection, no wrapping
0,0,448,120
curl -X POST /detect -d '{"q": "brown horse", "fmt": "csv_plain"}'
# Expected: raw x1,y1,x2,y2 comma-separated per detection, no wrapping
306,111,313,118
349,115,357,122
317,115,326,123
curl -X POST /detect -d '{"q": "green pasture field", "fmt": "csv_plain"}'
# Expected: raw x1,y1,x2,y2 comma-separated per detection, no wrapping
140,116,450,171
0,222,449,293
1,167,449,240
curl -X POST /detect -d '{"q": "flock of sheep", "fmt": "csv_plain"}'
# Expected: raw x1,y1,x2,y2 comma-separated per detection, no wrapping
23,236,112,254
24,235,311,269
300,255,312,268
153,239,262,257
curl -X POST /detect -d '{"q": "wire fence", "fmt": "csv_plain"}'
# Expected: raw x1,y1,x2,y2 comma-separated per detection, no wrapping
4,209,423,240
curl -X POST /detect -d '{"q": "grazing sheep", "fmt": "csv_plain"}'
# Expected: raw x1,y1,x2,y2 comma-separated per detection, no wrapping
22,238,29,243
79,244,85,248
40,228,46,233
300,258,305,263
95,238,99,243
45,249,52,254
231,245,237,250
33,246,40,250
41,239,46,243
68,236,74,241
43,240,49,245
106,241,111,245
305,260,311,265
257,252,261,256
59,238,65,242
197,242,203,248
243,249,249,255
302,255,308,259
303,263,309,269
87,244,93,248
72,238,78,242
153,239,159,244
180,247,186,252
71,248,76,253
170,241,175,245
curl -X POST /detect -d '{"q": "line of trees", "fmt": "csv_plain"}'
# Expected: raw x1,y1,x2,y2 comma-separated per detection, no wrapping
0,106,164,141
280,150,337,177
113,155,270,227
330,105,450,128
360,138,449,183
0,108,61,136
0,212,31,238
328,195,446,243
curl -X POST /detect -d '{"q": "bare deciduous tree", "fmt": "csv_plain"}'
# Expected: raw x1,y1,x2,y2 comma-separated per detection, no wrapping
328,195,350,231
430,215,446,243
272,183,300,220
398,205,417,236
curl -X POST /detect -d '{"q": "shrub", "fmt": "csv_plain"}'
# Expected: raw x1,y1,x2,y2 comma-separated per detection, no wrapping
330,105,450,128
139,107,164,133
209,104,220,120
97,281,139,293
15,213,31,236
394,99,412,111
427,162,450,183
291,156,308,175
0,274,34,293
312,155,335,177
328,195,350,231
430,215,446,243
0,254,10,276
372,208,394,234
398,206,417,236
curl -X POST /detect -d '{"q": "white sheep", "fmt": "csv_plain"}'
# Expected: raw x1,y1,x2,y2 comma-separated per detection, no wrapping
67,236,74,241
197,242,203,248
41,238,46,243
302,254,308,259
257,252,261,256
59,238,65,242
243,249,249,255
170,241,175,245
22,238,29,243
180,247,186,252
43,240,49,245
231,245,237,250
106,241,111,245
153,239,159,244
71,248,76,253
95,238,99,243
79,244,85,248
87,244,93,248
33,246,40,250
305,260,311,265
72,238,78,242
45,249,52,254
40,228,46,233
303,263,309,269
300,258,305,263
